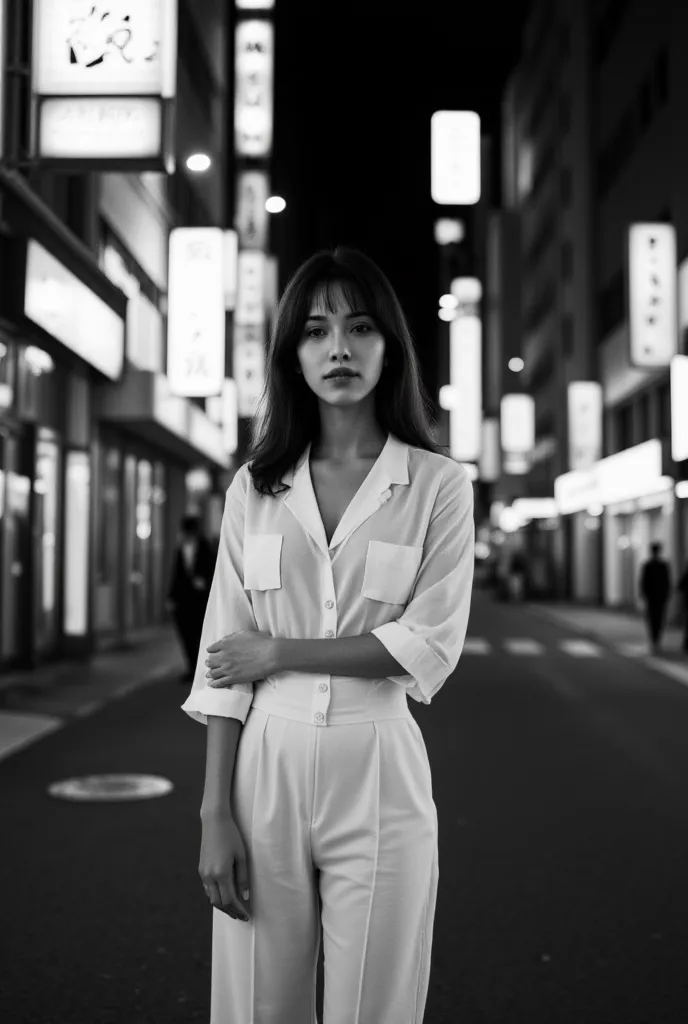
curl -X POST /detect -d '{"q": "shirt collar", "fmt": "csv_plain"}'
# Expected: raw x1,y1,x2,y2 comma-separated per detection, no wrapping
282,432,410,556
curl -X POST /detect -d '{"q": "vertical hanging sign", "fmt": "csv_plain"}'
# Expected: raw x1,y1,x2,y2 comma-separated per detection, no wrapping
567,381,603,471
235,19,274,158
627,223,677,368
167,228,226,398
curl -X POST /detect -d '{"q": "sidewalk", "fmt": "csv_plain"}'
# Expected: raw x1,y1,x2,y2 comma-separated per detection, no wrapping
0,625,186,763
526,600,688,687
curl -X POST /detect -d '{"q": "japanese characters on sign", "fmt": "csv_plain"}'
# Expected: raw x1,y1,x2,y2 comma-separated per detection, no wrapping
32,0,177,166
167,229,226,399
235,19,274,158
628,223,678,368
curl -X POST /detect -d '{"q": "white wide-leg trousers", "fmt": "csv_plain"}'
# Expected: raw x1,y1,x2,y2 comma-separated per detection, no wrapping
210,706,438,1024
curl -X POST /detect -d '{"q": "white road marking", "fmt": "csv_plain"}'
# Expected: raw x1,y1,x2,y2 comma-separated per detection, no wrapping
503,638,546,655
462,637,491,654
557,639,603,657
615,643,652,658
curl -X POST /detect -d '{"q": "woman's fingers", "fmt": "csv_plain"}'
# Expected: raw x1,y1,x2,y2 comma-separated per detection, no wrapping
218,875,249,921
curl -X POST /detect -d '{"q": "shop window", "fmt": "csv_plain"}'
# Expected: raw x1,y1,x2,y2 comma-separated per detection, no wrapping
34,432,60,653
95,445,121,632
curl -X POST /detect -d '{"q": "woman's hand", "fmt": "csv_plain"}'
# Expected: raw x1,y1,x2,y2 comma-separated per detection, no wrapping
205,630,277,688
199,809,251,922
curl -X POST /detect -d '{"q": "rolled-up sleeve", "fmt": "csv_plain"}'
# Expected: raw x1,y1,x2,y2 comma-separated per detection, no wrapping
371,462,474,704
180,466,257,726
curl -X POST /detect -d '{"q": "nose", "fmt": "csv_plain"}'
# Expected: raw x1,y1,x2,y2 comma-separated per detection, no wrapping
329,325,349,357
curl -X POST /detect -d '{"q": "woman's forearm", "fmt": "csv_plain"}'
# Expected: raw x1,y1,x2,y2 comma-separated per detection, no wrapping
200,716,243,819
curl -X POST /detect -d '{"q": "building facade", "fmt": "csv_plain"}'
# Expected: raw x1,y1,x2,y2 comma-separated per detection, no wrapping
494,0,688,613
0,0,232,671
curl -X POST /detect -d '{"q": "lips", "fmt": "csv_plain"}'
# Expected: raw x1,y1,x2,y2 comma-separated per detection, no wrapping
324,370,358,379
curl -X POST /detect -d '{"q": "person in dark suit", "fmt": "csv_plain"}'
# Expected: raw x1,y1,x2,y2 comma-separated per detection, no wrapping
167,514,216,682
639,541,671,655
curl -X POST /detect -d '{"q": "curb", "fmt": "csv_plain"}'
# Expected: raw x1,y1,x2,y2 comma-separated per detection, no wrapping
523,602,688,689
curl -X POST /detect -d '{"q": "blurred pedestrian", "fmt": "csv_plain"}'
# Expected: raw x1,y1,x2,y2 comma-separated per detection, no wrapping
677,559,688,654
639,541,671,655
508,550,527,602
167,514,216,682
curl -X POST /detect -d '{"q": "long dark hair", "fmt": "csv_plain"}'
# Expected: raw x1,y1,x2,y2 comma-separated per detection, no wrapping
246,246,450,498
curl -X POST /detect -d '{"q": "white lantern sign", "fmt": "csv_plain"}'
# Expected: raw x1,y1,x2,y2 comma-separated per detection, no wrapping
567,381,603,471
431,111,481,206
628,223,678,368
167,228,226,399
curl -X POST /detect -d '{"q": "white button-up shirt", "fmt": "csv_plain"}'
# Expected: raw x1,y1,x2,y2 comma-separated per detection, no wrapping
181,432,475,728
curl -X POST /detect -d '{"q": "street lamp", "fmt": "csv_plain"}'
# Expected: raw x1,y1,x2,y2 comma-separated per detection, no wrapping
266,195,287,213
186,153,212,173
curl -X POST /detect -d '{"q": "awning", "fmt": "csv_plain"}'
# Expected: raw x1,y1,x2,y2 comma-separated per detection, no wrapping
95,368,230,469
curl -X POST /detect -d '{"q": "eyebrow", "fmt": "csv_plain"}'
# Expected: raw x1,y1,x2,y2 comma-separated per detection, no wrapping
305,311,370,321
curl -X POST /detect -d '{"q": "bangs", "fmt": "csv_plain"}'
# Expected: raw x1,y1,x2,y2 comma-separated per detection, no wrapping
306,276,373,319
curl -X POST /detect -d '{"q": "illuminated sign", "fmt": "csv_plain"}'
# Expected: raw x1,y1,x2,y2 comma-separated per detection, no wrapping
500,394,534,455
671,354,688,462
233,323,266,418
167,228,226,399
555,439,667,511
628,223,678,367
567,381,603,471
32,0,177,169
449,314,482,463
224,230,238,312
24,239,124,380
431,111,481,205
235,19,274,157
478,418,500,482
235,250,266,325
235,170,269,249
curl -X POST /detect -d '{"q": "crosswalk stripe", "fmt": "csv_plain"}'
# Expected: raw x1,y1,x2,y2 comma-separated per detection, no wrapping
462,637,491,655
557,639,603,657
503,638,546,655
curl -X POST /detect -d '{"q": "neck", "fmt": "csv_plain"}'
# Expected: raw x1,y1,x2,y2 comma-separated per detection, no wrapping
312,415,387,464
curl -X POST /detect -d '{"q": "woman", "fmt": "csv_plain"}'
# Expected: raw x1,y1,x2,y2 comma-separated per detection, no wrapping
181,246,475,1023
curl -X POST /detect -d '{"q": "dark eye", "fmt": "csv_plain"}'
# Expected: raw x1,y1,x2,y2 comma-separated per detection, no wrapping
352,323,372,334
306,327,325,338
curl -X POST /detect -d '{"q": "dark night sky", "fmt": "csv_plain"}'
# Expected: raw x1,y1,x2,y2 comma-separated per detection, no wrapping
267,1,533,386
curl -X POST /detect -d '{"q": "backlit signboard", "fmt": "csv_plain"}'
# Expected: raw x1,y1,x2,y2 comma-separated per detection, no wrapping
431,111,481,205
235,19,274,158
628,223,678,368
32,0,178,170
167,229,225,399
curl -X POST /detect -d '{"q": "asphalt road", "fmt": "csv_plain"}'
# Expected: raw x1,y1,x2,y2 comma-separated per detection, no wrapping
2,590,688,1023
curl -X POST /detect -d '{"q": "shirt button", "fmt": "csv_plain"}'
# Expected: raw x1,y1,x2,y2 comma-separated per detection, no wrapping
319,682,328,692
314,712,324,723
324,630,334,638
325,600,334,609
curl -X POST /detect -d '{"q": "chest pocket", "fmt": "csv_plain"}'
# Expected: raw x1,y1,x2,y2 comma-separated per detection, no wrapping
243,533,283,591
361,540,423,606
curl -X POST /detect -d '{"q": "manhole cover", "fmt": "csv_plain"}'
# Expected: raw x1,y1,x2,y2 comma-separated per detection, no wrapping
48,774,174,802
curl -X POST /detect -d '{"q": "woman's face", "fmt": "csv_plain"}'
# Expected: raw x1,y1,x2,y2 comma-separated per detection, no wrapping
295,283,386,405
